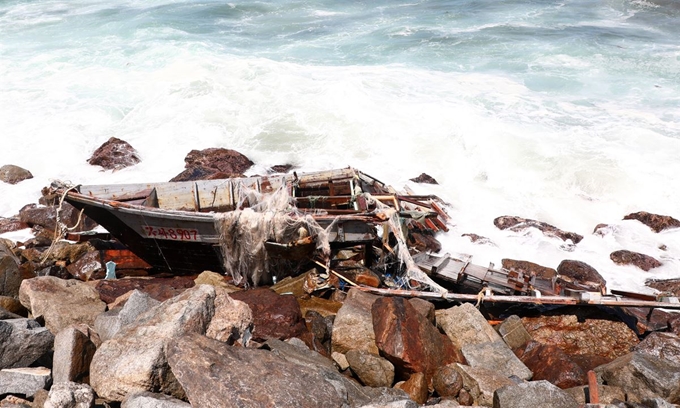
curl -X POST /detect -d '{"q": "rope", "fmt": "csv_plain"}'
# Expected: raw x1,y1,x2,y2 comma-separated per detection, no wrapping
40,184,83,265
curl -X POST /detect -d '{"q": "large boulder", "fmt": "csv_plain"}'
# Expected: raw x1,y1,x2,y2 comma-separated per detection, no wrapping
332,288,380,355
556,260,607,292
451,363,515,407
492,380,579,408
0,367,51,398
0,240,21,297
501,259,556,280
206,287,253,344
461,340,532,381
515,341,586,389
229,288,305,342
634,332,680,365
0,164,33,185
345,349,395,388
122,391,191,408
0,318,54,369
372,296,463,383
19,276,107,335
623,211,680,233
610,250,662,271
93,276,195,304
52,325,98,384
493,216,583,244
436,302,502,350
87,137,141,171
43,381,95,408
595,352,680,403
94,289,161,342
496,315,532,350
170,148,254,182
19,203,97,233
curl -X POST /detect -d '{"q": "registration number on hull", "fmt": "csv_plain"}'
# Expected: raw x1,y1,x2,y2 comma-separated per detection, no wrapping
141,225,201,242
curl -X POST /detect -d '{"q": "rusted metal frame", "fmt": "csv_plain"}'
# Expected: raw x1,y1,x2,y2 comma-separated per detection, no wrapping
587,371,599,404
355,287,680,309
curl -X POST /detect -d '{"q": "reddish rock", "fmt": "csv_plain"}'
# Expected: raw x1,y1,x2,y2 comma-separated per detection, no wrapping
19,203,97,232
634,332,680,365
170,148,253,182
494,216,583,244
66,251,105,281
372,296,463,383
87,137,141,171
0,164,33,185
620,307,675,334
230,288,307,342
94,276,195,304
396,372,429,405
461,233,495,246
432,364,463,398
457,388,473,405
269,164,294,173
624,211,680,233
502,259,557,280
556,260,606,293
354,269,381,287
521,314,638,362
515,341,586,389
593,223,614,236
409,173,438,185
610,250,661,271
0,217,29,234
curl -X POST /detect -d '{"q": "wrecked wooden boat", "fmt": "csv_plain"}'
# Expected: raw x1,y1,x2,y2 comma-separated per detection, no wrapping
54,167,449,287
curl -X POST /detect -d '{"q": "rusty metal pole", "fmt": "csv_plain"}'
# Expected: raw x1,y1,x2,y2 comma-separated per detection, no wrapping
587,370,599,404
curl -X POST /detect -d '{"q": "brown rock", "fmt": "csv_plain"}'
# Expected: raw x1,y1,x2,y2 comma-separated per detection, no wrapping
556,259,606,292
432,364,463,398
502,259,557,280
624,211,680,233
634,332,680,365
494,216,583,244
345,349,395,388
230,288,307,342
461,233,495,246
94,276,195,304
521,314,638,362
66,251,105,281
269,164,294,173
408,297,435,324
407,231,442,253
372,296,463,383
19,203,97,233
457,388,473,405
87,137,141,170
331,288,380,355
170,148,253,182
396,372,429,405
298,296,342,318
193,271,241,292
409,173,438,185
0,217,29,234
610,250,661,271
0,296,27,316
53,325,98,384
354,269,381,287
0,165,33,185
515,341,586,389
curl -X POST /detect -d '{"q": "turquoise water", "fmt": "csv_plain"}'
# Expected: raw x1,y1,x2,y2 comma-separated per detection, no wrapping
1,0,680,291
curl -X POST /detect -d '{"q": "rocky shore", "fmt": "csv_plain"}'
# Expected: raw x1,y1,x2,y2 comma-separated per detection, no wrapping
1,138,680,408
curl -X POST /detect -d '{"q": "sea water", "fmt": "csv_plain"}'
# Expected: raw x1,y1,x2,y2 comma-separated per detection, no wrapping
1,0,679,293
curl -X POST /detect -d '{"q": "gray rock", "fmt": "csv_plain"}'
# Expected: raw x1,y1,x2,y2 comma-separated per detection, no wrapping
594,352,680,403
53,326,97,383
0,240,21,297
0,318,54,369
346,349,395,388
43,381,95,408
332,288,380,355
89,285,216,401
0,367,51,397
332,351,350,371
452,363,514,407
493,380,579,408
634,332,680,365
564,384,626,405
436,303,501,350
205,287,253,344
0,307,22,320
94,290,161,342
496,315,532,350
0,165,33,185
357,401,419,408
19,276,106,335
461,340,532,381
122,391,191,408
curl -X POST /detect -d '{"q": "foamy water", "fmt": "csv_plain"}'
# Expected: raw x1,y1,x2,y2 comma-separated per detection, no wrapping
1,0,679,294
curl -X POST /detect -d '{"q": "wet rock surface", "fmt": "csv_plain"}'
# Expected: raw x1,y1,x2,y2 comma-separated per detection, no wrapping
409,173,438,184
501,259,557,280
87,137,141,171
0,164,33,185
170,148,254,181
610,249,662,271
556,259,607,292
493,215,584,244
623,211,680,233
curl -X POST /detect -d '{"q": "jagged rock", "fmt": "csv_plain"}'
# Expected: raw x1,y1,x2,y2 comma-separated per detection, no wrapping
52,326,98,384
634,332,680,365
462,233,495,246
170,148,253,182
95,289,161,342
43,381,94,408
269,164,294,174
167,333,408,408
87,137,141,171
94,276,195,304
610,250,661,271
66,250,105,281
521,314,638,362
515,341,586,389
19,204,97,233
451,363,514,407
624,211,680,233
332,288,380,355
432,364,463,398
0,165,33,185
501,259,557,280
0,367,51,398
0,394,32,407
346,349,395,388
19,276,106,335
493,380,578,408
229,288,306,342
89,285,217,401
594,352,680,403
461,340,532,381
409,173,438,185
332,351,350,371
206,287,253,344
408,298,435,324
496,315,532,350
0,318,54,369
395,372,428,405
0,217,29,234
556,260,607,292
304,311,333,355
0,240,21,297
493,216,583,244
373,296,463,383
122,391,192,408
194,271,241,292
564,384,626,405
436,302,502,350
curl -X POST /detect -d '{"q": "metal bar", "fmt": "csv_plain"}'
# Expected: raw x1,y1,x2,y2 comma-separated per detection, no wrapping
588,370,599,404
